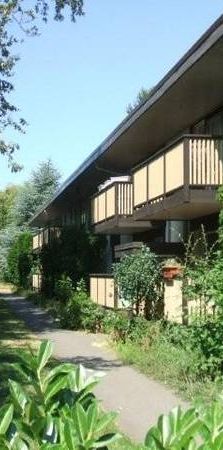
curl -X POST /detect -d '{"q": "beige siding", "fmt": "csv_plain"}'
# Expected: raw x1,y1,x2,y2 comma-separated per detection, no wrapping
97,278,106,305
105,278,116,308
165,142,184,193
148,155,164,200
164,279,183,323
90,276,117,308
90,277,98,304
98,192,106,222
133,166,147,206
39,232,43,248
33,235,39,250
32,274,42,291
106,186,115,218
92,197,98,223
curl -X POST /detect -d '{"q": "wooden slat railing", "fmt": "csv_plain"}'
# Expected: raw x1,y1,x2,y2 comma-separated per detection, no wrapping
32,227,61,251
133,135,223,208
92,182,133,225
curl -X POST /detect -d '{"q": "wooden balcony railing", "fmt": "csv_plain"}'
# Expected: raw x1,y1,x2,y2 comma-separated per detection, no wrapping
32,227,61,251
133,135,223,209
91,182,133,224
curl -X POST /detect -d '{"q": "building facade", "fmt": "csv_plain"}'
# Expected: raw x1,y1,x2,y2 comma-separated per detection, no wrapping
30,16,223,320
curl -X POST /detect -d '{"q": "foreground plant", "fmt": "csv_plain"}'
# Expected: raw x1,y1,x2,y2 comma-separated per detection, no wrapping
145,400,223,449
0,340,119,449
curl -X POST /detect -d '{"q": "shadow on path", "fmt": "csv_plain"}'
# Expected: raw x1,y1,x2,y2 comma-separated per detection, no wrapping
3,295,57,333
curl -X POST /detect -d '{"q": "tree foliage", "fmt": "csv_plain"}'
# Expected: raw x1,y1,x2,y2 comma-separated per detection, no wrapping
13,159,61,225
0,0,84,170
0,225,21,280
40,225,106,296
126,87,153,115
6,230,33,288
0,184,18,229
113,245,162,316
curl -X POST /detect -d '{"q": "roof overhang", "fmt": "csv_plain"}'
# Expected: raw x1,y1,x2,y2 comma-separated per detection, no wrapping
30,15,223,227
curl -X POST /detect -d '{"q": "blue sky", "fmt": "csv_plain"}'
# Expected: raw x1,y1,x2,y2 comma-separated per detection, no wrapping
1,0,223,188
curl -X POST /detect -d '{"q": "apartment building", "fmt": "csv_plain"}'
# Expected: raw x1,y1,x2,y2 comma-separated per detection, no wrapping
31,16,223,318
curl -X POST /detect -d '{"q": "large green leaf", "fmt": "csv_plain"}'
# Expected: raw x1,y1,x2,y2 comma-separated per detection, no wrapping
9,380,28,414
95,432,121,448
63,419,78,450
96,410,117,434
73,402,88,442
44,375,68,404
45,363,75,384
86,402,98,438
37,340,53,375
145,406,200,449
0,404,14,435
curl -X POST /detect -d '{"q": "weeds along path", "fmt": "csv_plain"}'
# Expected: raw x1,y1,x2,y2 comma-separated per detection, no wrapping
4,293,188,443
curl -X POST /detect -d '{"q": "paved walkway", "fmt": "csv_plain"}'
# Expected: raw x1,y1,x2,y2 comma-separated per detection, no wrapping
4,294,188,443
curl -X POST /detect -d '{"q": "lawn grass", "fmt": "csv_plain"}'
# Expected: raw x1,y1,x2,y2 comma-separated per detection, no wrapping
0,296,38,403
114,337,223,405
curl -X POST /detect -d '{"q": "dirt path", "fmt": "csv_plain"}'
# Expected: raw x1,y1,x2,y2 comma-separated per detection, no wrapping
5,294,188,443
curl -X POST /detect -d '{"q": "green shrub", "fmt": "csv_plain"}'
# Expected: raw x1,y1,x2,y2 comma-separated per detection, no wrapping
145,401,223,449
0,340,119,449
40,225,106,296
128,317,161,344
113,245,162,316
102,311,130,342
61,281,106,332
54,274,74,302
6,231,33,288
164,320,223,378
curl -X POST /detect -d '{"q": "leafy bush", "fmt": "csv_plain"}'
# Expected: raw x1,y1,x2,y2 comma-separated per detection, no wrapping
60,280,106,332
102,310,130,342
6,231,33,288
128,317,160,344
183,226,216,304
145,401,223,449
40,226,106,296
206,252,223,310
113,245,162,316
54,274,74,302
165,318,223,378
0,340,119,449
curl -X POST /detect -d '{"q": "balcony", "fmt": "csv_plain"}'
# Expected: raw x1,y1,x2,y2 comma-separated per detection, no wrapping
91,181,152,234
32,227,61,251
133,135,223,221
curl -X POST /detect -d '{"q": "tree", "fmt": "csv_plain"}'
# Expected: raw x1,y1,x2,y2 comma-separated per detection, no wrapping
0,184,18,229
0,225,21,281
126,87,153,115
0,1,84,171
6,231,33,288
113,245,162,316
13,159,61,225
40,225,106,296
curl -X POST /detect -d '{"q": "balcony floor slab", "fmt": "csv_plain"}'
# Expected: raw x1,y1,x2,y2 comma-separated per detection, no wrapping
134,187,220,221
